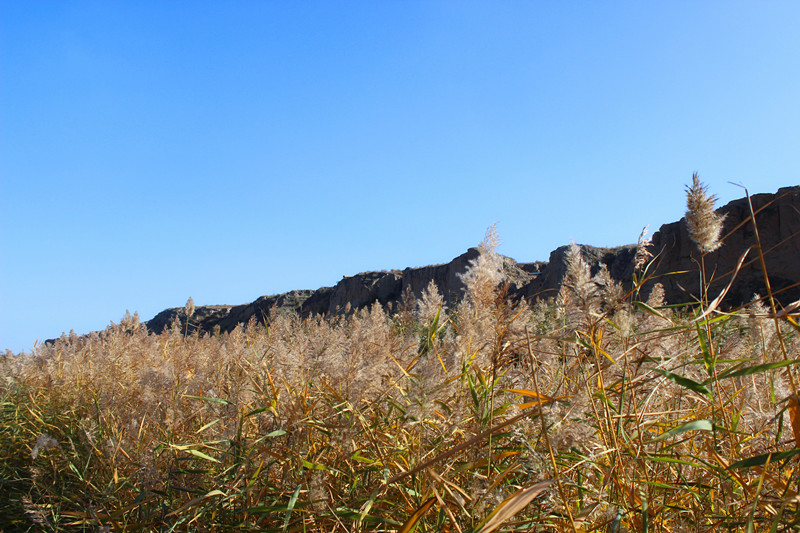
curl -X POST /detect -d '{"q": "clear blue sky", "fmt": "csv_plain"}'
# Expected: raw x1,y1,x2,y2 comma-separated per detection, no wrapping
2,2,798,353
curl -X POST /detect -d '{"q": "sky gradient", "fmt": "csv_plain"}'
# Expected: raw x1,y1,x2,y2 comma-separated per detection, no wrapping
2,2,799,353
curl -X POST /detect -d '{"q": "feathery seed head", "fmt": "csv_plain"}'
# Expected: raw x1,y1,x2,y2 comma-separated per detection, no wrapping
634,225,653,272
459,225,504,309
31,433,59,459
685,173,726,253
417,279,445,324
479,223,500,254
184,297,195,318
564,243,596,299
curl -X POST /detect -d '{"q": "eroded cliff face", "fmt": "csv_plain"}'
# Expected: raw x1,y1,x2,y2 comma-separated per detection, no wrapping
643,186,800,307
145,186,800,337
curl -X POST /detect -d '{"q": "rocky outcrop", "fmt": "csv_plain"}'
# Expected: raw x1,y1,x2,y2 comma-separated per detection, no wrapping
147,305,234,335
145,185,800,337
146,248,540,335
514,244,637,301
644,186,800,306
147,291,317,335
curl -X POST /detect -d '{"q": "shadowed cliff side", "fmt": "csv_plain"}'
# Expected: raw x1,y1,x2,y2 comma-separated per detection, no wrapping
643,186,800,307
145,186,800,337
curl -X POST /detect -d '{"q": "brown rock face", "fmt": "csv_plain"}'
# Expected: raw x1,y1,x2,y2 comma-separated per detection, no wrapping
644,186,800,307
514,244,637,302
144,185,800,337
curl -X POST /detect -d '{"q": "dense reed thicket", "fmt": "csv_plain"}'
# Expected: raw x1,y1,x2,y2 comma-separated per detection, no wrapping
3,178,800,532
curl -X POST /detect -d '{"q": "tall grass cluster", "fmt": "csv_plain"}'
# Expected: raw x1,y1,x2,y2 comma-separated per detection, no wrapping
3,178,800,531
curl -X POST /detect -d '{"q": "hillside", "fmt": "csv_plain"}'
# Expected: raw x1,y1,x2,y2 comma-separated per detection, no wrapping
146,185,800,337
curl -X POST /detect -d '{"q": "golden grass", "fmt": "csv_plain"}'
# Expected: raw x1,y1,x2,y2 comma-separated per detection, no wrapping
2,181,800,531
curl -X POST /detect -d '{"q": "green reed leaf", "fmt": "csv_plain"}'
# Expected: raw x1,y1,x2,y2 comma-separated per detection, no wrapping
651,419,712,443
283,483,302,532
652,369,712,397
716,358,800,380
185,448,220,463
729,449,800,469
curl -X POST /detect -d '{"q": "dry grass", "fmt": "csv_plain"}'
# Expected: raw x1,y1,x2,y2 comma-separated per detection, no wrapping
3,180,800,531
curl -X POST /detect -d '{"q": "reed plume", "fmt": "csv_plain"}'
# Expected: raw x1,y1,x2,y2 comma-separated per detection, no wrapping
685,172,726,253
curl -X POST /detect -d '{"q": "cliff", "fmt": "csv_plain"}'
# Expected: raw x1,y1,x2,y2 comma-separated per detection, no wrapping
144,185,800,336
644,186,800,306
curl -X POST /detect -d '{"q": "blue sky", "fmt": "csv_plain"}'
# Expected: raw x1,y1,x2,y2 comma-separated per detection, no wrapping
2,2,798,353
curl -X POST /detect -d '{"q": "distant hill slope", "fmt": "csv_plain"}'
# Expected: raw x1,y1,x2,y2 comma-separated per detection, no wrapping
143,186,800,337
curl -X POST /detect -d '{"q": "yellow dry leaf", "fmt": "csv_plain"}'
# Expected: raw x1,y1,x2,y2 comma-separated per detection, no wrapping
475,481,552,533
398,497,436,533
505,388,554,405
788,394,800,448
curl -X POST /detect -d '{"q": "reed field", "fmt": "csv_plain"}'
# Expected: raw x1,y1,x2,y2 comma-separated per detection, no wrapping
3,177,800,532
